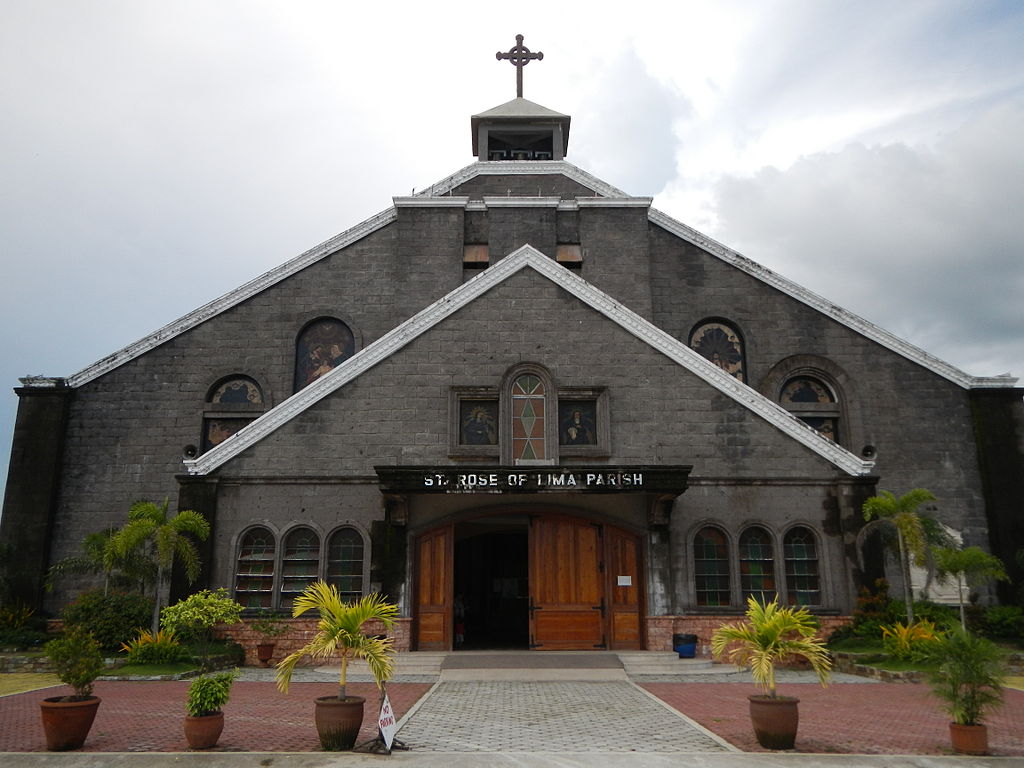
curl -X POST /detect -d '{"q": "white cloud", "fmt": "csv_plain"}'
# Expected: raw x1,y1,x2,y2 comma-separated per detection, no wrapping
710,100,1024,377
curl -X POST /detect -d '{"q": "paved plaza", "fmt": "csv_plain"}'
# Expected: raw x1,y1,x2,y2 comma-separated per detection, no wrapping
1,654,1023,766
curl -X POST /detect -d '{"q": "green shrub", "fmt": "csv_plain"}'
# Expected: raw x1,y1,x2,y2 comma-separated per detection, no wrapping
849,579,901,638
0,600,36,630
909,600,958,632
982,605,1024,638
161,588,243,644
0,627,52,649
161,588,243,670
44,625,103,699
881,619,941,660
186,669,238,717
120,629,189,665
61,590,152,650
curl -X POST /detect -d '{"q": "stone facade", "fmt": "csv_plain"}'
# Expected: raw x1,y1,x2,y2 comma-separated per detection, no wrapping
2,98,1021,651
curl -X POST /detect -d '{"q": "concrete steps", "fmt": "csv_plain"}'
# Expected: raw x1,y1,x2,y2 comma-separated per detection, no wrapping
616,651,714,675
330,650,718,679
327,651,447,677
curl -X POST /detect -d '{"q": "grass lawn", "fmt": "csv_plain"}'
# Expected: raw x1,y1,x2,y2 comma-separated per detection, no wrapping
0,673,61,696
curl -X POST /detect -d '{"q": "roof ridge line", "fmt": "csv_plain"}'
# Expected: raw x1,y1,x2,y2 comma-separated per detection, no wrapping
185,245,873,478
66,207,398,388
647,208,1017,390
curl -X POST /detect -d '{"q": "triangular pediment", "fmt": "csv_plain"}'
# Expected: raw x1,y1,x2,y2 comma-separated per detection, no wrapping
184,244,875,478
64,161,1013,392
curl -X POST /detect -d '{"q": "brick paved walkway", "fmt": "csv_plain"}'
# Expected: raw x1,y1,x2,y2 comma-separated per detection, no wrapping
3,678,1023,755
0,680,431,752
643,682,1024,757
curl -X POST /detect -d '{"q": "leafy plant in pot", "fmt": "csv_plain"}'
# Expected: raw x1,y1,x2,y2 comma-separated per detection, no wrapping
711,596,832,750
250,613,288,667
40,625,105,751
184,669,239,749
275,581,398,751
924,627,1006,755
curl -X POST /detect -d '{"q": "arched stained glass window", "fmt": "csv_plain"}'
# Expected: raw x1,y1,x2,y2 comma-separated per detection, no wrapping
208,376,263,405
512,374,546,461
327,528,365,603
202,375,265,453
280,527,320,608
784,526,821,606
780,376,840,443
694,527,731,606
294,318,355,392
689,320,746,382
740,527,776,604
235,527,275,609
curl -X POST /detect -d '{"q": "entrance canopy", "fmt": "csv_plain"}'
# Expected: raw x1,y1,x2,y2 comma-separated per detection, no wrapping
376,464,691,528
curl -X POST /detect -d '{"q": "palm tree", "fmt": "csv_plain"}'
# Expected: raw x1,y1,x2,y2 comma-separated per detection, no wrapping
46,528,155,595
107,499,210,633
861,488,937,623
275,581,397,701
711,596,831,698
935,546,1008,630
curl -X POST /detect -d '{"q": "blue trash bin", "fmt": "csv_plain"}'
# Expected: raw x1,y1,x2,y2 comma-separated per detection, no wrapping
672,633,698,658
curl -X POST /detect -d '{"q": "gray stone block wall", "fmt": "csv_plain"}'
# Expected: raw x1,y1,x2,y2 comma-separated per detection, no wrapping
648,224,989,549
14,179,1004,616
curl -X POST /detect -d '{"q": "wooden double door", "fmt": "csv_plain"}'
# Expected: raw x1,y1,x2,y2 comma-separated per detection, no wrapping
416,514,643,651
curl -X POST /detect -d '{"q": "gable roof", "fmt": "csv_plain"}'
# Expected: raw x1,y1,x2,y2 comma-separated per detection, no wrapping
64,160,1015,391
184,244,875,478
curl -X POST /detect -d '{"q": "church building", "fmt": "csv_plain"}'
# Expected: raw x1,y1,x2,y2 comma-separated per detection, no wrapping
3,37,1022,651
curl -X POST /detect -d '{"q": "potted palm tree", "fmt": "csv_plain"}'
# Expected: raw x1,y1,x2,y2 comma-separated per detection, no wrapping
184,669,238,749
711,596,832,750
925,628,1006,755
275,581,398,751
250,612,288,666
40,625,104,750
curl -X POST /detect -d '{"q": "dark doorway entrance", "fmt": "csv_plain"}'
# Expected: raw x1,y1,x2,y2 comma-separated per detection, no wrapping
453,516,529,650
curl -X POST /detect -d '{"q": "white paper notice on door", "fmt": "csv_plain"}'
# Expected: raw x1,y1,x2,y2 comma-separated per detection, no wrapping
617,575,632,586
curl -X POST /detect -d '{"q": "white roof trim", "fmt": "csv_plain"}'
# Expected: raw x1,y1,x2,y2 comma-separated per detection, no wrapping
67,207,398,388
647,209,1017,389
184,245,874,478
64,159,1015,390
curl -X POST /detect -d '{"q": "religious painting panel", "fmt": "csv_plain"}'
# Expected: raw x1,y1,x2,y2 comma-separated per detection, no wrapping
449,388,499,458
203,417,255,453
558,400,597,447
294,317,355,392
689,320,746,382
460,401,498,446
557,388,610,457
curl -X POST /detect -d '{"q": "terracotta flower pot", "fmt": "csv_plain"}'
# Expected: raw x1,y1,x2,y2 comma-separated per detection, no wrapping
256,643,275,666
314,695,365,751
748,694,799,750
950,723,988,755
184,711,225,749
39,696,101,751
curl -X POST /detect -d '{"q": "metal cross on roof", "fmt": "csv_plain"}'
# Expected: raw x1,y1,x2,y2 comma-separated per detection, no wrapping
496,34,543,98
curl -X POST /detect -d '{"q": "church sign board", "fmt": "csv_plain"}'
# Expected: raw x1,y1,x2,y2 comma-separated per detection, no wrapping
375,465,691,495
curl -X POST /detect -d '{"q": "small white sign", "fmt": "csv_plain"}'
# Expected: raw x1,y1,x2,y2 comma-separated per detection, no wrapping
617,575,632,586
378,693,397,750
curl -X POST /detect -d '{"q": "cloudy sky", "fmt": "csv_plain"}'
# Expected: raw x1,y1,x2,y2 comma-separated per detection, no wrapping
2,1,1022,499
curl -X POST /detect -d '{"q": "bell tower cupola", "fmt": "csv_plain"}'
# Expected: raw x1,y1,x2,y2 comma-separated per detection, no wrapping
471,35,571,162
